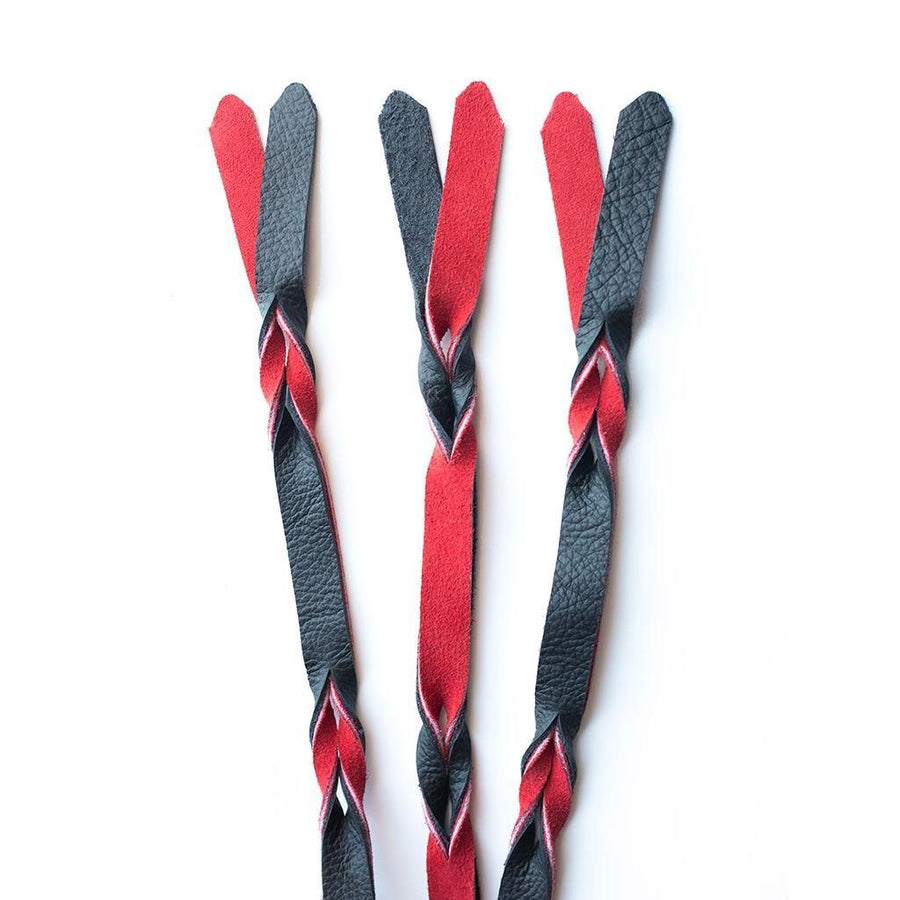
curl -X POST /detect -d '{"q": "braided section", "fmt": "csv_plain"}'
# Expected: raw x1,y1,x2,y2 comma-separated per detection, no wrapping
499,91,672,900
262,304,373,898
380,83,503,900
211,85,374,900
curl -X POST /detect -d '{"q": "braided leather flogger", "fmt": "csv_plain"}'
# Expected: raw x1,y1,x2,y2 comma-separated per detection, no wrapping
379,83,503,900
497,91,672,900
210,82,670,900
210,85,375,900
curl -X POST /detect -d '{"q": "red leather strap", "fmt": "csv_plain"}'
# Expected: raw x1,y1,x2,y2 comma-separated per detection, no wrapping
209,96,264,291
418,81,502,746
541,93,622,473
426,83,504,353
542,91,603,333
419,83,502,900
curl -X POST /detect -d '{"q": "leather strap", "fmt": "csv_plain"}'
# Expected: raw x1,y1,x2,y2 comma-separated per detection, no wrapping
210,85,375,900
498,91,672,900
379,83,503,900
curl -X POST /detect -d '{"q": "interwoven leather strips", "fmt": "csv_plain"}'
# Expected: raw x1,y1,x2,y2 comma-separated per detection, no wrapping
379,83,503,900
498,91,672,900
210,84,375,900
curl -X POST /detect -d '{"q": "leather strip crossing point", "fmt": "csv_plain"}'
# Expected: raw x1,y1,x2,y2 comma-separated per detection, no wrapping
379,83,503,900
210,85,375,900
497,91,671,900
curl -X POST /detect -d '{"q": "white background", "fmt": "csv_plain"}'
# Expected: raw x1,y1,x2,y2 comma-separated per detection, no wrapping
1,1,896,897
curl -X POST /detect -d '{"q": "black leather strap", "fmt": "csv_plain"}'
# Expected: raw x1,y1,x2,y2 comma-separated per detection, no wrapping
499,91,672,900
256,85,375,900
378,91,474,459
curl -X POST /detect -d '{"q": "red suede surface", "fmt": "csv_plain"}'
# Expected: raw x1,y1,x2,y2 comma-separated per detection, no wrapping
426,83,504,350
209,96,264,291
427,809,476,900
419,83,502,900
543,94,627,473
419,433,476,733
418,82,502,736
541,92,603,330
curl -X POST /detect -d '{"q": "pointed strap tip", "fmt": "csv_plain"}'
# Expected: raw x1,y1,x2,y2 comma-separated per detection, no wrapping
637,90,670,109
622,91,672,128
272,83,317,118
457,81,504,129
542,91,592,133
210,94,253,131
460,80,490,97
380,90,427,124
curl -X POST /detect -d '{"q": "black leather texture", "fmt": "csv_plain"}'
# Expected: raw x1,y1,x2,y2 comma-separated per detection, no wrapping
498,92,672,900
256,84,374,900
